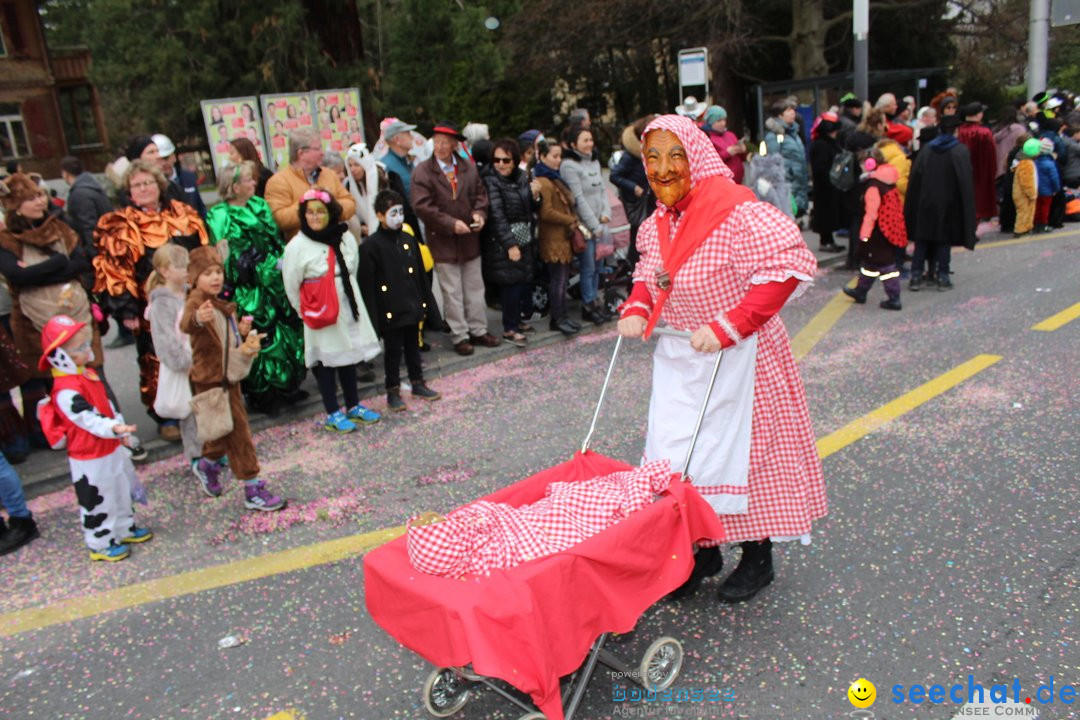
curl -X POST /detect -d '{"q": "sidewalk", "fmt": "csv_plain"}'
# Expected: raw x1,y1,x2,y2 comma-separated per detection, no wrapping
15,233,847,497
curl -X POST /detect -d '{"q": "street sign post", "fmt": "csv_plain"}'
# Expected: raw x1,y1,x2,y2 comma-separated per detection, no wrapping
678,47,709,105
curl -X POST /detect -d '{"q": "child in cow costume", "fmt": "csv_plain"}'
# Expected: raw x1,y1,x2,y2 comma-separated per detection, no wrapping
38,315,151,562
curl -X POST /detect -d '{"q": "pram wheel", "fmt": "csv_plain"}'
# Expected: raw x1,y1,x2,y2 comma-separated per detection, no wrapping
639,637,684,691
422,667,471,717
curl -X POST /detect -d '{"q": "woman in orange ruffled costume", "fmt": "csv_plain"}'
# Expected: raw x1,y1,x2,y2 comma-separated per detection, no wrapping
93,159,208,438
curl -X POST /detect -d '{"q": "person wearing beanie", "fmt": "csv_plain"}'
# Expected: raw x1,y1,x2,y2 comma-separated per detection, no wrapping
905,113,977,291
838,92,863,146
1033,137,1061,232
1012,138,1041,236
119,134,188,211
517,129,542,170
36,315,150,561
701,105,748,184
180,246,285,512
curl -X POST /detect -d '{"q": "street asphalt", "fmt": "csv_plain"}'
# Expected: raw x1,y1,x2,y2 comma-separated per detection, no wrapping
0,227,1076,720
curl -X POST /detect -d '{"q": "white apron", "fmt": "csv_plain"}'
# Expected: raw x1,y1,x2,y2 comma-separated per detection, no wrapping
643,333,757,516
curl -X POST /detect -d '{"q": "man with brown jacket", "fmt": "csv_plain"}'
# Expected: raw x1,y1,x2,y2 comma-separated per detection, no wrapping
411,122,498,355
265,128,355,240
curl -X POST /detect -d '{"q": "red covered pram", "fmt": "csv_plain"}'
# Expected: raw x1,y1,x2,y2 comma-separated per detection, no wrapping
364,331,726,719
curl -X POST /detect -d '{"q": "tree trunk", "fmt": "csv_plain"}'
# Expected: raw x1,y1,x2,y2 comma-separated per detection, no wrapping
790,0,831,79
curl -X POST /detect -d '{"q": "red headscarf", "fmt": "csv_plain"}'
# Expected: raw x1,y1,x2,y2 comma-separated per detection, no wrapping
639,115,755,338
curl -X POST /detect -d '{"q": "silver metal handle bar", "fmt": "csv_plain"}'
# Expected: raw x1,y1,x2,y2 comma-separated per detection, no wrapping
581,328,724,483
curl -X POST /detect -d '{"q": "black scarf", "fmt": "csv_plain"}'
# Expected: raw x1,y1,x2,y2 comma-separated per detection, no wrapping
299,213,360,322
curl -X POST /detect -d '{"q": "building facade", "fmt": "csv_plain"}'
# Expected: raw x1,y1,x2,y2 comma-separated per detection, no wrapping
1,0,108,176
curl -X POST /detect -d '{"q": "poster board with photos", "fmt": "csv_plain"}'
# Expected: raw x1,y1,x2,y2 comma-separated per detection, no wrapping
311,88,364,157
260,92,317,170
201,96,268,177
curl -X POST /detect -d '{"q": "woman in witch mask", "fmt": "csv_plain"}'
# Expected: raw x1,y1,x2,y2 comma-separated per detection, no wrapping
617,115,825,603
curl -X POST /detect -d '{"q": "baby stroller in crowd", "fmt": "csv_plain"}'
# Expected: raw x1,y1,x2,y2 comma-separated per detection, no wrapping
365,330,726,719
527,186,634,322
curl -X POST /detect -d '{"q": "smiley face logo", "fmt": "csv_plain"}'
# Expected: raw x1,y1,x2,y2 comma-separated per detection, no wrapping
848,678,876,708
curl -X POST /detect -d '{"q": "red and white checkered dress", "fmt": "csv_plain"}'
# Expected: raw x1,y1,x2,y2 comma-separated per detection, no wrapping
631,115,826,543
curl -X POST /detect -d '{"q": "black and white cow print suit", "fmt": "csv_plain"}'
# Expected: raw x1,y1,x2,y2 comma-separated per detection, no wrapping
43,357,139,551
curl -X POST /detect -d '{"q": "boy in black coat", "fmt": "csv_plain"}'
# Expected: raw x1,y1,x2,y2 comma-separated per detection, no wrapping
358,190,441,412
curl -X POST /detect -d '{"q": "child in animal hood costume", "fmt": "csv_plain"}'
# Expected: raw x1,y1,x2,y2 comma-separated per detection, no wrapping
1012,138,1041,236
180,246,285,512
37,315,150,562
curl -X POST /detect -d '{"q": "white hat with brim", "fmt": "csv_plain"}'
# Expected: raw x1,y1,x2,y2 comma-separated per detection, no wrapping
675,96,706,119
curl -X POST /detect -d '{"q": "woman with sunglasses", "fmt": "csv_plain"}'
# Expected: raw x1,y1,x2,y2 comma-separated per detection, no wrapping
482,139,541,346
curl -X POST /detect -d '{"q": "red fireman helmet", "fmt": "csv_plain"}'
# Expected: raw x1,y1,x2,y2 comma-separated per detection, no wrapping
38,314,87,371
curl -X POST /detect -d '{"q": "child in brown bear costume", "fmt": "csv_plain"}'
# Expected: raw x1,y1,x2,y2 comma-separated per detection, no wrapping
180,246,284,511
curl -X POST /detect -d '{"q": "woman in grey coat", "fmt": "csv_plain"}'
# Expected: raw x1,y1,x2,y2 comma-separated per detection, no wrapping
560,126,613,323
763,99,810,219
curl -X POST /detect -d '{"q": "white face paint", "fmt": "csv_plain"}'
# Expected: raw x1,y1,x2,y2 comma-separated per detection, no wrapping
386,205,405,231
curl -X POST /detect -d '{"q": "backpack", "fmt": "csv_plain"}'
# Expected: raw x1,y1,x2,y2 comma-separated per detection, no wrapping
829,149,858,192
878,187,908,248
36,396,68,450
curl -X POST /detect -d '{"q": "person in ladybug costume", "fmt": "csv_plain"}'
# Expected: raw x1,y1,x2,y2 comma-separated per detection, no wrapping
37,315,152,562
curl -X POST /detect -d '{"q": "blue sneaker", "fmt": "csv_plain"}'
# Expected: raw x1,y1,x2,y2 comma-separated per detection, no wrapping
346,404,381,424
89,543,130,562
122,526,153,544
325,410,357,433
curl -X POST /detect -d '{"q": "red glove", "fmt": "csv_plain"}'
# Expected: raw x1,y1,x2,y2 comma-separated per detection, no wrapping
708,276,801,349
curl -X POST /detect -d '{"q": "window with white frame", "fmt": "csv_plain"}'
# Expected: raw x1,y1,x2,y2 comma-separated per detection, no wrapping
0,104,31,160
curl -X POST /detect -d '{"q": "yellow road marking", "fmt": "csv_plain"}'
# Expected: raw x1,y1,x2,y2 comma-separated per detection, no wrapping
975,227,1079,250
790,278,858,360
1032,301,1080,331
0,526,403,638
0,356,1005,637
816,354,1003,459
263,713,302,720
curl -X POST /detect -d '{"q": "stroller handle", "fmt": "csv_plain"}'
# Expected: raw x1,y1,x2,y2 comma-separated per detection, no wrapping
581,328,724,483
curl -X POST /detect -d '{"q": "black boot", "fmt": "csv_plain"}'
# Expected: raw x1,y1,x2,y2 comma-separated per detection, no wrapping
936,273,954,291
386,388,407,413
668,546,723,600
0,515,40,556
717,539,774,603
581,300,609,324
842,287,867,304
908,274,922,292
